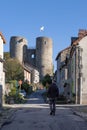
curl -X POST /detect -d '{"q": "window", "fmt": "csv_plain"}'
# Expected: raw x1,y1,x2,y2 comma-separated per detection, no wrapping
44,41,46,44
31,54,35,58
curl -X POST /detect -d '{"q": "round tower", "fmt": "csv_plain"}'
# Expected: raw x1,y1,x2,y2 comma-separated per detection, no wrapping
36,36,53,80
10,36,28,63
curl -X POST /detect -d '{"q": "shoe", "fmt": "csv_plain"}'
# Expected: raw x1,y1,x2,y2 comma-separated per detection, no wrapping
52,111,55,116
50,111,52,115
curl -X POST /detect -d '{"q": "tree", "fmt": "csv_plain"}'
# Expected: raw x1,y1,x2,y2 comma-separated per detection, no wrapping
4,52,10,60
5,58,24,82
42,74,51,87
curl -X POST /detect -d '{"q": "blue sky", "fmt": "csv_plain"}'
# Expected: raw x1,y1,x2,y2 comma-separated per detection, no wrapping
1,0,87,71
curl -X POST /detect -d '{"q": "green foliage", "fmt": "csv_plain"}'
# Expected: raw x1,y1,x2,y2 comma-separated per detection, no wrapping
9,87,16,96
21,82,33,95
4,52,10,60
5,86,25,104
42,74,51,87
5,58,24,81
9,80,18,88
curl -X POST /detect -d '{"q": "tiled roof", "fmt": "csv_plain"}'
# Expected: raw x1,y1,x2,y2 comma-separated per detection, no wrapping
71,29,87,46
55,46,71,60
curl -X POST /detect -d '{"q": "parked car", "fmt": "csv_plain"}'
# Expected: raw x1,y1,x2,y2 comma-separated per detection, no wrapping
19,90,26,98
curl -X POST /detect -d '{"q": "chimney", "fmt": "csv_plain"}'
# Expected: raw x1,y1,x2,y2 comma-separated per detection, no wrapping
78,29,87,38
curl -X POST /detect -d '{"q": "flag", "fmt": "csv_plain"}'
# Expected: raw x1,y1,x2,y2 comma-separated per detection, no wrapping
40,26,44,31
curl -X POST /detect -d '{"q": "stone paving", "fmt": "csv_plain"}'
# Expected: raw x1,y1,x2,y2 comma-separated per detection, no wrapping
71,105,87,121
1,104,87,130
0,107,16,129
0,90,87,129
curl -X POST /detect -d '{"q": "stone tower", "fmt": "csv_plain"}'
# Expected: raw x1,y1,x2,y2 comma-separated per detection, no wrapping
10,36,53,81
36,37,53,80
10,36,28,63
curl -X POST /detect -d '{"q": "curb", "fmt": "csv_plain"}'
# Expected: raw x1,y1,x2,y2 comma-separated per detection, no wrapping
71,109,87,121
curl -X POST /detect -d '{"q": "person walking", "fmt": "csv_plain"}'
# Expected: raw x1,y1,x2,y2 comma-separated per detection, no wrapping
46,79,59,116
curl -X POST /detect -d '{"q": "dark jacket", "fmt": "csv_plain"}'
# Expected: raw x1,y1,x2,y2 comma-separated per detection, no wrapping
47,83,59,98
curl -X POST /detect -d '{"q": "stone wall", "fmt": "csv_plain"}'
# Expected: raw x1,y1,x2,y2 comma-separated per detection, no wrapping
79,36,87,104
27,49,36,66
10,36,53,81
36,37,53,80
10,36,28,63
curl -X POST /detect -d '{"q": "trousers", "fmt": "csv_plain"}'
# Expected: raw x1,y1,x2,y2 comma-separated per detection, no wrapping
49,98,56,113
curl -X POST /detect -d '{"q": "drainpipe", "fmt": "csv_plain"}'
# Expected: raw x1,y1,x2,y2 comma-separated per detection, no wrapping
75,46,78,104
78,46,82,104
0,84,2,108
75,46,82,104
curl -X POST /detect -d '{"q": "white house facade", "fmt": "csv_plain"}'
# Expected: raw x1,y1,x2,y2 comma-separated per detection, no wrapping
0,32,6,107
56,29,87,104
23,63,39,84
75,35,87,104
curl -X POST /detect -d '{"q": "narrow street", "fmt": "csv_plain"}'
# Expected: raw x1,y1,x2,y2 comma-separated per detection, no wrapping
1,90,87,130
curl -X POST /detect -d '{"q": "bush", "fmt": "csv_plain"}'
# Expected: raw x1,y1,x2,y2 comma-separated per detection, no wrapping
42,74,51,87
5,86,25,104
21,82,33,95
9,80,18,88
9,87,16,97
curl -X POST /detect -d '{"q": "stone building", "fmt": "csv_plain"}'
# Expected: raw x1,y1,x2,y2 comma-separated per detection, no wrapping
36,37,53,80
23,64,32,84
10,36,28,63
56,47,71,97
10,36,53,81
56,29,87,104
0,32,6,107
23,63,39,84
70,30,87,104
